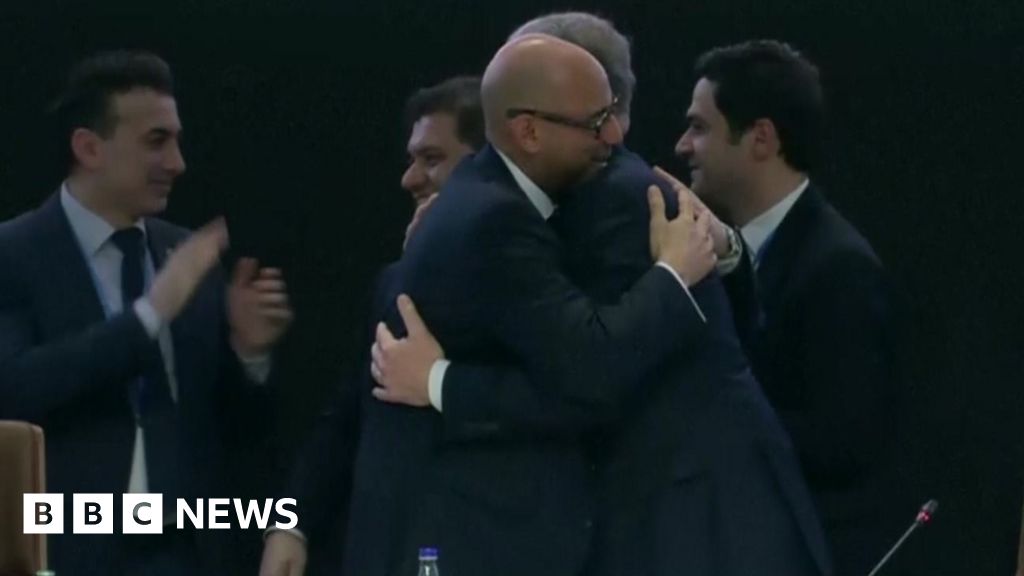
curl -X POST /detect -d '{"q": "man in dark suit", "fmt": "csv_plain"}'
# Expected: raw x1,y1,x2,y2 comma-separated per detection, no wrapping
667,40,900,576
258,75,486,576
350,35,722,576
0,51,292,575
372,15,831,576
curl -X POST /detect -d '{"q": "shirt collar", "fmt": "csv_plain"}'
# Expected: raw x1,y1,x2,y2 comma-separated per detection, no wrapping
60,182,147,257
494,148,556,220
740,178,809,259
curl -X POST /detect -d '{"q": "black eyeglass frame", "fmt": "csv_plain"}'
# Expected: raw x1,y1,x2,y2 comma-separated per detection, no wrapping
506,96,619,138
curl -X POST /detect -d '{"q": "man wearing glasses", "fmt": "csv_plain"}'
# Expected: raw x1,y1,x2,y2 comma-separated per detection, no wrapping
369,13,830,576
339,33,718,576
506,95,619,138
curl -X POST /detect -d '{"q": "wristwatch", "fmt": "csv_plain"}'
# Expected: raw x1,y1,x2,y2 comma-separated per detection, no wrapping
723,226,743,260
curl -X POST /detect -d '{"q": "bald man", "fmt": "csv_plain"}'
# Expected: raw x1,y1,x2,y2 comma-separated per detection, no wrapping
371,16,831,576
340,35,716,576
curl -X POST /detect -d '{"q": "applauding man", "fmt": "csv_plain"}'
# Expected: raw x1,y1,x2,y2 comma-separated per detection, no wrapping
0,51,292,575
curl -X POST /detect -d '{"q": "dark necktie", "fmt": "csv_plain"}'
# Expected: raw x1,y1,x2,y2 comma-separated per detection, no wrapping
110,228,163,416
111,228,145,306
110,228,180,500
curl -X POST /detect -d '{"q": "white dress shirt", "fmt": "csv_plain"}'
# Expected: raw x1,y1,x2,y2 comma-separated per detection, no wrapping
60,184,269,493
425,151,705,411
740,179,809,269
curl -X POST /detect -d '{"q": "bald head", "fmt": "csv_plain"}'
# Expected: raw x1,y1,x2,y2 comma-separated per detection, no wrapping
481,33,623,193
511,13,636,128
481,34,611,142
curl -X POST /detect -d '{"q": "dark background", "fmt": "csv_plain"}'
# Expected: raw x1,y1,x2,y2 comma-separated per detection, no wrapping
1,1,1021,574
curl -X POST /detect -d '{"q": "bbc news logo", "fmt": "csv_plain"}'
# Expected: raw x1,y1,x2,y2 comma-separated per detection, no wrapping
23,494,298,534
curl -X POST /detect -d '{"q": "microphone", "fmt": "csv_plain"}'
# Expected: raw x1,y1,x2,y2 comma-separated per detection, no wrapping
866,499,938,576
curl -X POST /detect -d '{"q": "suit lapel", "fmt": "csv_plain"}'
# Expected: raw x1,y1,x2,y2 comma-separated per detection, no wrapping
143,219,189,399
144,218,178,271
755,185,823,311
35,194,108,331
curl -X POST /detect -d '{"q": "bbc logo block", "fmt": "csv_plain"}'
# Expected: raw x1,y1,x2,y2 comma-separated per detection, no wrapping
23,494,63,534
73,493,114,534
23,494,298,534
25,493,152,535
122,494,163,534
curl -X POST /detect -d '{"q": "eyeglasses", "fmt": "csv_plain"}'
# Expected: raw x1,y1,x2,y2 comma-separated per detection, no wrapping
506,96,619,139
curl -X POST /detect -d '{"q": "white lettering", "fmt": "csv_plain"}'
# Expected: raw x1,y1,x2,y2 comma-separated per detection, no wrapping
208,498,230,529
176,499,203,529
233,498,274,529
274,498,298,530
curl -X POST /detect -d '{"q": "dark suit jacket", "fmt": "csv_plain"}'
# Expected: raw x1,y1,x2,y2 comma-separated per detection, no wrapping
724,185,899,575
0,193,267,575
439,148,832,576
278,265,392,570
339,145,707,576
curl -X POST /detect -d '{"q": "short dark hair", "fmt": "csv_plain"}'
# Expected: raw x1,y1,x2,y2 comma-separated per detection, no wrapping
695,40,823,172
511,12,635,120
51,50,175,169
403,76,484,150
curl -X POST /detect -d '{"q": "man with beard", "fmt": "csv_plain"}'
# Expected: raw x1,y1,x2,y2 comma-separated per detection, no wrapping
400,76,484,206
667,40,899,575
259,74,483,576
351,34,718,576
371,17,831,576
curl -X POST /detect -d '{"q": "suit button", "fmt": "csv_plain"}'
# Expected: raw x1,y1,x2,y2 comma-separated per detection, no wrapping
584,519,593,530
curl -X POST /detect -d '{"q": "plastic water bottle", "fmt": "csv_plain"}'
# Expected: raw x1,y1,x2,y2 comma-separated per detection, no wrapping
417,547,440,576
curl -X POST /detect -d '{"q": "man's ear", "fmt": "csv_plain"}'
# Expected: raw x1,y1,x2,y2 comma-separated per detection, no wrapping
747,118,780,162
70,127,105,170
509,116,542,154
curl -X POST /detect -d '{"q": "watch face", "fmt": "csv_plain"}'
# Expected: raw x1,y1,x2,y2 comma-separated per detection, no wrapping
728,228,741,255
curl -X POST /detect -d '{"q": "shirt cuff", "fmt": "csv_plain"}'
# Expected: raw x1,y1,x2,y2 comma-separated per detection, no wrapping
655,262,707,323
132,298,163,339
239,354,272,384
428,359,450,412
264,526,307,543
